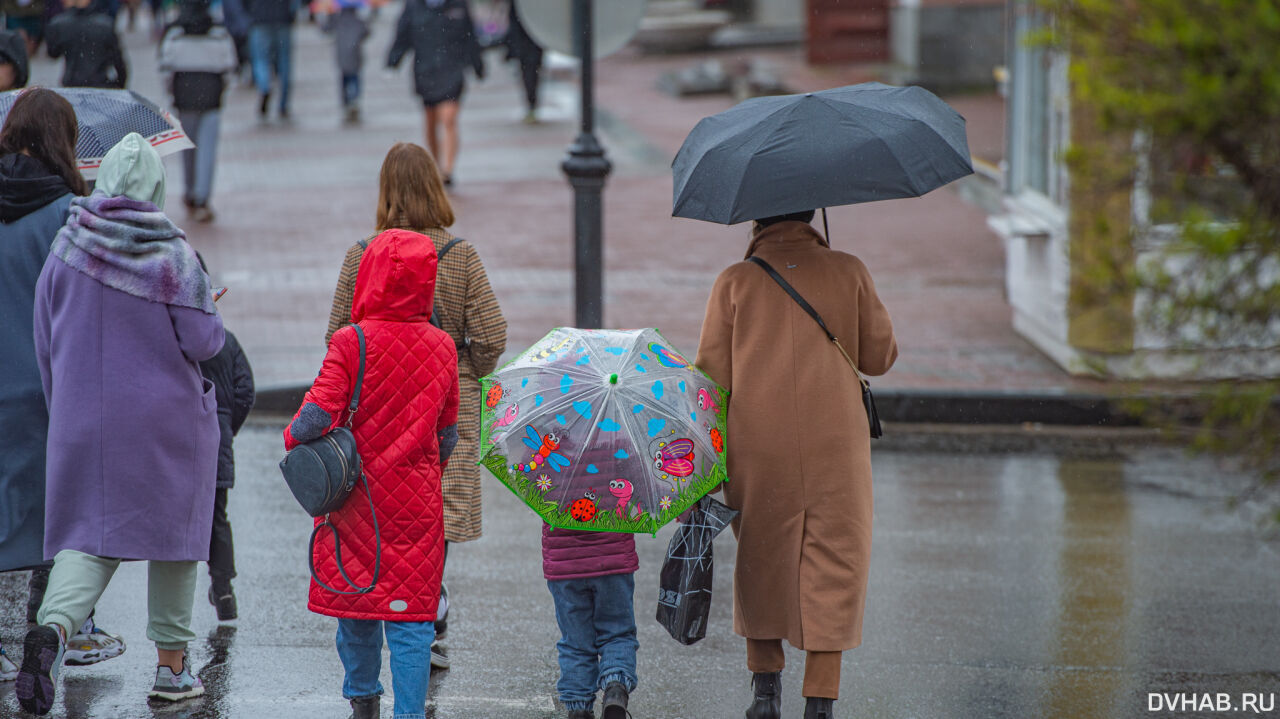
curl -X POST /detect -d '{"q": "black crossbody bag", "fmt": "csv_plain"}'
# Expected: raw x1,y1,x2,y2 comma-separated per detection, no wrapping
748,256,883,439
279,324,382,594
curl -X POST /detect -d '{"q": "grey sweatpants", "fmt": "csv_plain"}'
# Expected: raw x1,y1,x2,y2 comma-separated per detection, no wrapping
36,550,197,651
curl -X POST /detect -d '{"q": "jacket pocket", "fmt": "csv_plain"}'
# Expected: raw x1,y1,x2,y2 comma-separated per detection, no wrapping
201,376,217,414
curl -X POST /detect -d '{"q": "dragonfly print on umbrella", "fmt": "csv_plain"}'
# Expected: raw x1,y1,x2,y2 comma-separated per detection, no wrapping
512,426,571,474
478,327,730,534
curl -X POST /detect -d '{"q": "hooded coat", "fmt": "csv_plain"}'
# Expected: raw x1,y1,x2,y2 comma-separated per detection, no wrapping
33,136,224,562
694,221,898,652
286,229,460,622
0,155,73,572
0,30,30,89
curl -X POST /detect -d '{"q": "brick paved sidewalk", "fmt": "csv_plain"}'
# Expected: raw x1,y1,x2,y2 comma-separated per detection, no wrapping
29,13,1119,404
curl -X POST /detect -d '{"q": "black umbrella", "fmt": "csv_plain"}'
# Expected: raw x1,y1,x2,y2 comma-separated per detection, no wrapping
672,82,974,225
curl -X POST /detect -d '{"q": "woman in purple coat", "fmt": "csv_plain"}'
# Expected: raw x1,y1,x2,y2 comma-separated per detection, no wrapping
18,133,223,716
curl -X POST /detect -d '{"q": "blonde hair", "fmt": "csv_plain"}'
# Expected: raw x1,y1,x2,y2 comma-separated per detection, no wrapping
375,142,455,231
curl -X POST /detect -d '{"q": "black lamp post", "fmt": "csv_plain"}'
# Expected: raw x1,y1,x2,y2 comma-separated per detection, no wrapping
560,0,611,329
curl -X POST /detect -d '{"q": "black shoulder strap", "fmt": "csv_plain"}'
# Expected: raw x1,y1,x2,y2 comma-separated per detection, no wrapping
437,236,464,261
746,256,837,343
347,324,366,424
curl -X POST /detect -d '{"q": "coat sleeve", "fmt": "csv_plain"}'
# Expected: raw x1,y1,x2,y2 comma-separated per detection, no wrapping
45,21,64,58
325,242,363,346
284,326,357,449
110,34,128,88
228,334,256,434
33,264,53,406
170,304,225,363
853,260,898,377
435,346,461,468
461,1,484,78
695,268,735,393
386,5,412,68
461,243,506,377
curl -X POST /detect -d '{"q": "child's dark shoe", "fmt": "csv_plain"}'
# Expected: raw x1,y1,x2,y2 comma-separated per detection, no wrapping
745,671,782,719
348,694,380,719
803,697,834,719
566,710,594,719
601,681,629,719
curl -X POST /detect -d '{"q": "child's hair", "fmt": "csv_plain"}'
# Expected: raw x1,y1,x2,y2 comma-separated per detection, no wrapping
375,142,455,231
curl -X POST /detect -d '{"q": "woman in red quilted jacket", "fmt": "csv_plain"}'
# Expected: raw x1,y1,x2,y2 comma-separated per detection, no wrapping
284,229,460,719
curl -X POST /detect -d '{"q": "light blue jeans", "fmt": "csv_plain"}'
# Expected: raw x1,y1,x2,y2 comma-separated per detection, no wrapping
249,23,292,109
547,573,639,712
177,109,220,207
335,619,435,719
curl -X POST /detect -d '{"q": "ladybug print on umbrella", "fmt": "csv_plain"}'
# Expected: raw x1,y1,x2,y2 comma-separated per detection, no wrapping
485,382,505,409
570,489,598,522
512,426,571,473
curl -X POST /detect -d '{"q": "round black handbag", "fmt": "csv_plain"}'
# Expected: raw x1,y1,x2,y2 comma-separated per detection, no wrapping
279,324,380,595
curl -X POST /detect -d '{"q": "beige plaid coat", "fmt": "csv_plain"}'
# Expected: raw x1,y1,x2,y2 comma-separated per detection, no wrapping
326,226,507,542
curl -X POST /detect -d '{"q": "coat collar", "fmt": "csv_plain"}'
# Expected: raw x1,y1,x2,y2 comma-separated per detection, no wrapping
744,221,829,260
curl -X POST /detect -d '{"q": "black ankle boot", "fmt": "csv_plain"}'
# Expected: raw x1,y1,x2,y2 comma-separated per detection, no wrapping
348,695,380,719
745,671,781,719
601,681,629,719
804,696,835,719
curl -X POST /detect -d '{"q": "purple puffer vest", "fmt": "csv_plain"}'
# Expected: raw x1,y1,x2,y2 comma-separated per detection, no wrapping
541,524,638,581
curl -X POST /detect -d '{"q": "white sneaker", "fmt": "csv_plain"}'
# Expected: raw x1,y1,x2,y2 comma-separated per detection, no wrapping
64,621,127,666
148,657,204,701
0,647,18,681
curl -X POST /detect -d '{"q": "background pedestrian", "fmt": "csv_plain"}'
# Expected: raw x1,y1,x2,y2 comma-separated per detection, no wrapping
0,28,29,90
318,0,368,123
21,132,224,715
286,228,460,719
160,0,238,223
325,141,506,670
45,0,127,88
1,0,44,59
503,1,541,124
386,0,484,185
695,210,898,719
0,87,127,686
245,0,295,118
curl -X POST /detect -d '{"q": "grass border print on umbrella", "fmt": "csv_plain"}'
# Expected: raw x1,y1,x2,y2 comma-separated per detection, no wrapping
478,328,729,535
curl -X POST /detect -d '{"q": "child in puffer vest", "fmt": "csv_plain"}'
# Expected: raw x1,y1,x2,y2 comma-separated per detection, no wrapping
284,229,459,719
542,501,640,719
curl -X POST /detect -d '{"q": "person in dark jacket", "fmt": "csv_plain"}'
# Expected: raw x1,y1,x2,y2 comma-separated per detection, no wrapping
504,2,541,124
245,0,295,119
197,326,254,622
0,29,30,90
45,0,127,88
0,87,125,687
387,0,484,186
159,0,238,223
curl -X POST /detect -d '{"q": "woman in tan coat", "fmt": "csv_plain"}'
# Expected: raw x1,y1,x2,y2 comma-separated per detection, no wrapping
325,142,506,669
695,210,897,719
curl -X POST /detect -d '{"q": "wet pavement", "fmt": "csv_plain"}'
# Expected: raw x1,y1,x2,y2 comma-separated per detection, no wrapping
1,423,1276,718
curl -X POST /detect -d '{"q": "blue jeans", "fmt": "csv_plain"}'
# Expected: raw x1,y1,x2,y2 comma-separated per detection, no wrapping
342,73,360,106
546,573,638,712
249,23,292,109
335,619,435,719
177,109,220,207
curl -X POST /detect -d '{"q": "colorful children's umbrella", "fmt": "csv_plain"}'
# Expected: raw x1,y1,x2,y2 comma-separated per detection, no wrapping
478,328,728,534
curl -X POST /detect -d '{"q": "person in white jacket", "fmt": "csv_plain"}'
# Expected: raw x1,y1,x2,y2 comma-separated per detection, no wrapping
159,0,236,223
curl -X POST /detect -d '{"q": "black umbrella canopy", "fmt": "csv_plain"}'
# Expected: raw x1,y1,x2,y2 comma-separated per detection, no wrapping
672,82,974,225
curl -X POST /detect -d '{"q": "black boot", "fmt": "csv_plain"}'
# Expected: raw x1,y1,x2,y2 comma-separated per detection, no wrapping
745,671,781,719
566,709,594,719
601,681,629,719
804,697,835,719
348,695,380,719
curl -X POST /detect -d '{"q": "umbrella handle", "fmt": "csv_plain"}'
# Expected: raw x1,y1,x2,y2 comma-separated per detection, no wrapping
822,207,830,245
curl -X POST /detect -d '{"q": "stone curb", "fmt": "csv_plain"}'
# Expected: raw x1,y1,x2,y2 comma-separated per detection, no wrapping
254,384,1197,427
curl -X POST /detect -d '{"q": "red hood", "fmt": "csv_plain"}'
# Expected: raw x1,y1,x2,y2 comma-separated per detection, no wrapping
351,229,437,324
